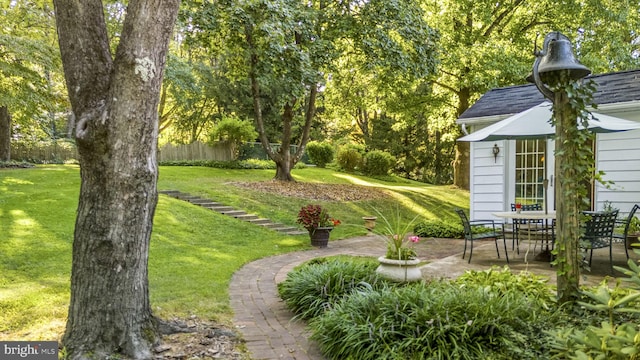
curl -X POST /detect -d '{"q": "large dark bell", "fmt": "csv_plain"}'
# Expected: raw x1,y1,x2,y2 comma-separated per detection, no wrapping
530,38,591,83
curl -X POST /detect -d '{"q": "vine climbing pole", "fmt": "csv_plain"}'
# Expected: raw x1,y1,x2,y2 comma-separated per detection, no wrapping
552,83,583,303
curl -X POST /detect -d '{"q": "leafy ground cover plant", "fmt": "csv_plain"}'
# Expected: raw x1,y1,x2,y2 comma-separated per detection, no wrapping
547,255,640,359
277,256,384,320
455,266,557,310
413,219,463,238
310,278,559,360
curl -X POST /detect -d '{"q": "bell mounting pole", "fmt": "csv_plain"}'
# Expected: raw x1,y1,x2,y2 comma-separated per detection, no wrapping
529,31,591,304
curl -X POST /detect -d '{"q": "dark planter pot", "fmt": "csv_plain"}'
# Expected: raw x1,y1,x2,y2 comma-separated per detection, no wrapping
627,235,639,249
309,227,333,248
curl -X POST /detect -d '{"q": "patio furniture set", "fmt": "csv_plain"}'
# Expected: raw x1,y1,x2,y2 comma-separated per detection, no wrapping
455,204,640,273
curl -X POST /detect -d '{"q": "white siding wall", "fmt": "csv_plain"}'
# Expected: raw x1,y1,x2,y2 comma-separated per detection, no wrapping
470,141,506,221
465,103,640,220
595,128,640,216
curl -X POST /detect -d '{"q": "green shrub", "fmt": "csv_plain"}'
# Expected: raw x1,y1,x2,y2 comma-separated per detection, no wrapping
277,257,383,320
547,258,640,359
310,278,557,360
455,267,556,310
0,161,35,168
362,150,394,176
207,116,258,158
159,158,307,170
306,141,334,168
336,144,364,172
414,219,463,238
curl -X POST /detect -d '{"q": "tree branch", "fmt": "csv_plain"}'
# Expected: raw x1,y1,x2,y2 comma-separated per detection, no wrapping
482,0,526,38
53,0,112,117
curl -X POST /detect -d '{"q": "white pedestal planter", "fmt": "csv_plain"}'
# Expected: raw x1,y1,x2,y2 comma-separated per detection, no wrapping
375,256,422,282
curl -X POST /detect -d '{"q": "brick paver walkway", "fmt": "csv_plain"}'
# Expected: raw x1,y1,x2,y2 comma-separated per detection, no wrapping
229,234,631,359
229,237,381,359
228,236,466,360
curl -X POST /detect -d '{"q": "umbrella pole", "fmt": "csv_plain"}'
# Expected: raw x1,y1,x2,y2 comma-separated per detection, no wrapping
544,179,549,214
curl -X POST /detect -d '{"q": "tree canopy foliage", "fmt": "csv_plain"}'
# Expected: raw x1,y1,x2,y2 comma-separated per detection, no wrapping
177,0,439,180
2,0,639,183
0,0,67,143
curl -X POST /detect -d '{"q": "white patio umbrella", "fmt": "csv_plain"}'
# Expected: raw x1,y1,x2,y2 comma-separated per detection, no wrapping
458,102,640,214
458,102,640,142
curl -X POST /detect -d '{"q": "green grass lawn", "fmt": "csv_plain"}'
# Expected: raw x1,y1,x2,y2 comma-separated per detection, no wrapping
0,164,469,340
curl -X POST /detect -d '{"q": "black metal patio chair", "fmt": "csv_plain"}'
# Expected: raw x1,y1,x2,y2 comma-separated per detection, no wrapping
510,203,545,253
580,210,619,273
612,204,639,260
455,209,509,264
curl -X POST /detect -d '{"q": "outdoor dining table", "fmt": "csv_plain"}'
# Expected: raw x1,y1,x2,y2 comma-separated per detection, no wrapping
492,210,557,262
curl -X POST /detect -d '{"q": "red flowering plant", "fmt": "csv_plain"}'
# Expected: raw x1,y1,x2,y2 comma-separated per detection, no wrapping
297,204,341,233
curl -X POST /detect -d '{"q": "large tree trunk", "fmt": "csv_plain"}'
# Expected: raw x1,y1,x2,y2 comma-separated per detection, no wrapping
453,142,469,189
453,87,471,189
54,0,180,358
0,106,11,162
274,153,295,181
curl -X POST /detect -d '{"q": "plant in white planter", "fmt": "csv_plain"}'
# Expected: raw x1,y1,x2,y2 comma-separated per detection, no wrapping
371,207,423,282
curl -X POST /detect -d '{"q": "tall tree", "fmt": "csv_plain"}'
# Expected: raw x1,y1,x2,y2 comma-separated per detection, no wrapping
423,0,639,189
0,0,64,160
185,0,437,181
0,106,10,161
53,0,180,358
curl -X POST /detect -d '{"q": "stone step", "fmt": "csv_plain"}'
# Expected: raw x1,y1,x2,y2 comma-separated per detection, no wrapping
263,223,288,229
178,195,201,201
247,218,272,225
208,206,235,212
189,199,215,205
269,226,299,232
159,189,306,235
282,229,308,235
200,202,225,208
234,214,259,221
221,210,248,217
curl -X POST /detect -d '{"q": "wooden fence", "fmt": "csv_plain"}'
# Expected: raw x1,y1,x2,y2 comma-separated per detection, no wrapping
11,142,78,163
158,141,233,162
10,141,234,163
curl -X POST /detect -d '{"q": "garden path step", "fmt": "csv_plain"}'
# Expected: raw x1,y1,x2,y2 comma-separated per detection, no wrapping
158,190,307,235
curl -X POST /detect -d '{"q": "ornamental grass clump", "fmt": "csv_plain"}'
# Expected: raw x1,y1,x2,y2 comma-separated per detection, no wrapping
310,278,559,360
297,204,341,233
277,257,384,320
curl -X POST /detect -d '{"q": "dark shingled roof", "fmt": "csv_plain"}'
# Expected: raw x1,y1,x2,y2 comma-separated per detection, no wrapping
459,69,640,119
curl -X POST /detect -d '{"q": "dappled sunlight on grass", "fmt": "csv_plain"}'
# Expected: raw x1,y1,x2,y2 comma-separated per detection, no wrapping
0,281,69,340
38,164,79,171
328,173,468,224
12,212,36,227
274,237,306,248
149,196,309,322
384,191,435,218
1,165,470,335
2,177,34,186
332,173,389,187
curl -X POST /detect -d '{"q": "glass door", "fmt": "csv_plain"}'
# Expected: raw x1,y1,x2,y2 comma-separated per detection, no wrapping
515,139,547,207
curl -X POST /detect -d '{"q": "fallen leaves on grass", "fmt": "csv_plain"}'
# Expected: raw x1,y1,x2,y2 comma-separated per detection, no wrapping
230,181,389,201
